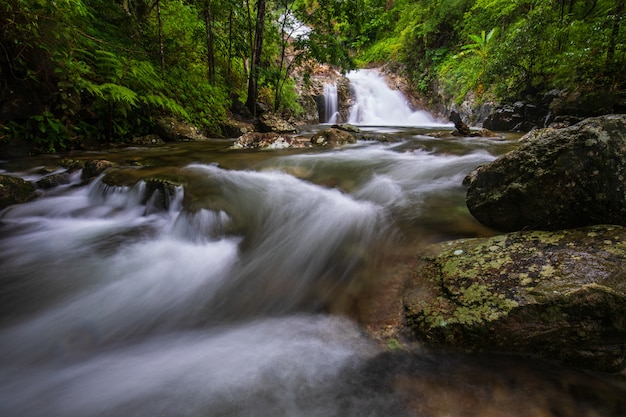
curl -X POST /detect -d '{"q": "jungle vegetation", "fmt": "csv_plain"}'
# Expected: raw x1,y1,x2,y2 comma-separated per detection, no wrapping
1,0,624,152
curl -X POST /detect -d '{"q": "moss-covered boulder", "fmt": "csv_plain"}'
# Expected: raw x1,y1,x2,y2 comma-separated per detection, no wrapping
464,114,626,231
0,174,36,209
403,224,626,372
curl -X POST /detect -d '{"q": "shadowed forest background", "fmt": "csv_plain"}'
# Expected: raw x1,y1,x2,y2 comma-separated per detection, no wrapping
1,0,625,152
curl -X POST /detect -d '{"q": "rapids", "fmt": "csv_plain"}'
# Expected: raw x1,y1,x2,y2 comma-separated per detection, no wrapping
1,73,625,416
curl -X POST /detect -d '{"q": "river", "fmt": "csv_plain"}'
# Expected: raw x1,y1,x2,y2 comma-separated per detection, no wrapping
1,71,625,416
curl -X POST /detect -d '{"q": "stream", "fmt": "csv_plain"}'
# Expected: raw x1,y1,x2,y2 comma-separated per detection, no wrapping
1,70,625,416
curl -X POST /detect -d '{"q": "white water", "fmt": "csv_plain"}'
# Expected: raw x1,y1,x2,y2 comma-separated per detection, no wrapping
2,125,616,415
347,69,449,127
323,82,339,124
0,140,506,416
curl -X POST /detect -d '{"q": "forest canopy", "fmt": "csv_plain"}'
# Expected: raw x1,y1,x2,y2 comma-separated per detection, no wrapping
1,0,624,151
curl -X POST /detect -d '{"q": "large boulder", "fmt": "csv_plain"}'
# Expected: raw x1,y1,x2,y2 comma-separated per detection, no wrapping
310,128,357,147
465,115,626,232
0,175,36,209
403,225,626,372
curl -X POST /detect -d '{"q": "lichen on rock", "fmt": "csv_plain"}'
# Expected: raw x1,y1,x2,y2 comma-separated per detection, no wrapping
465,114,626,231
403,224,626,372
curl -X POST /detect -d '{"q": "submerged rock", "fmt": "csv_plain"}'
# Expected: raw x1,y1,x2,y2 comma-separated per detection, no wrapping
0,174,36,209
465,114,626,231
403,224,626,372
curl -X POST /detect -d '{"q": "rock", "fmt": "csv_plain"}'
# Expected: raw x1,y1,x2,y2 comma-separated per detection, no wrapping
0,174,36,209
403,225,626,372
36,172,71,189
221,118,255,138
310,128,357,147
258,113,298,134
465,115,626,232
232,132,307,149
331,124,360,133
483,101,549,132
81,160,117,181
449,111,471,136
131,134,165,146
155,116,210,141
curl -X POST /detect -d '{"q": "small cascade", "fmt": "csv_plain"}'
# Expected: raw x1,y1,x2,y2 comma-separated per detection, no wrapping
347,69,448,127
323,82,339,124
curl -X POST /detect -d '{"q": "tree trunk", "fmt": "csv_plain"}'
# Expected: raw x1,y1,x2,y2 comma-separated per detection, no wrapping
204,0,216,83
606,0,624,73
245,0,266,115
157,0,165,75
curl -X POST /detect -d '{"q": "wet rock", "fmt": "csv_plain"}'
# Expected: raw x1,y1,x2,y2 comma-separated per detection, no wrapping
0,174,36,209
232,132,307,149
331,124,360,133
449,111,471,136
465,114,626,231
81,160,117,181
36,172,71,189
310,128,357,147
403,225,626,372
258,113,298,134
131,134,165,146
101,171,185,211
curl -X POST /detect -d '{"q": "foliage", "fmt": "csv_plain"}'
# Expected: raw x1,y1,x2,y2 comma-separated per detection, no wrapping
1,0,625,154
355,0,626,106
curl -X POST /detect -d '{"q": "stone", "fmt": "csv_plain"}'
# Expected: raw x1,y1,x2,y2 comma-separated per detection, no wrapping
36,172,71,189
449,111,471,136
465,115,626,232
310,128,357,147
0,174,36,209
232,132,307,149
131,134,165,146
81,160,116,181
403,225,626,372
155,116,210,141
258,113,298,134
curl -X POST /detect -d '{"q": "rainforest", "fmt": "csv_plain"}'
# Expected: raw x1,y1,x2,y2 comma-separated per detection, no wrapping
1,0,625,153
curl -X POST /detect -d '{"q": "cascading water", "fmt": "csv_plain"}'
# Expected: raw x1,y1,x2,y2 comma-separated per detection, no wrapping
323,82,339,124
347,69,448,127
1,109,624,415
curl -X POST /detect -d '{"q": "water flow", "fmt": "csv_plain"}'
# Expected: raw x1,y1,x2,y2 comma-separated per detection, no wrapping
1,132,621,416
347,69,449,127
323,82,339,123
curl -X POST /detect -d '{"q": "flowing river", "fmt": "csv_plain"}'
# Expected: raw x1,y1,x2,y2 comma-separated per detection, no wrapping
1,71,625,416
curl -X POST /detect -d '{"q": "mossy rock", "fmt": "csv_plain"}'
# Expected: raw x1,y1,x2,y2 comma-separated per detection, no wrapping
0,175,36,209
465,114,626,231
403,224,626,372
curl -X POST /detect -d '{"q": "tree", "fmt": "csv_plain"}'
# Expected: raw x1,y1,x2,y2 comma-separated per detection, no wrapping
245,0,267,114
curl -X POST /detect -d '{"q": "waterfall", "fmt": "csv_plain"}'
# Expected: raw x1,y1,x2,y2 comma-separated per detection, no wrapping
347,69,448,127
323,82,339,124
